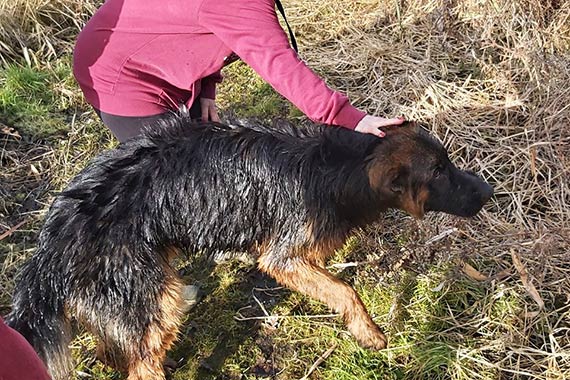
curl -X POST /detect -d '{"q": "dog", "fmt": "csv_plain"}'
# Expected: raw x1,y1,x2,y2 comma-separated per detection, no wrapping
6,118,493,380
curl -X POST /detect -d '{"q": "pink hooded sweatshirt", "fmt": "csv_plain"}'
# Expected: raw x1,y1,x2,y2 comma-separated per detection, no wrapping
73,0,366,129
0,317,51,380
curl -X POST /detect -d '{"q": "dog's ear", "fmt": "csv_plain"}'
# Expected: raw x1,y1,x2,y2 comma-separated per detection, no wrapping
407,121,420,129
389,167,408,194
368,160,408,196
382,121,420,137
368,160,428,219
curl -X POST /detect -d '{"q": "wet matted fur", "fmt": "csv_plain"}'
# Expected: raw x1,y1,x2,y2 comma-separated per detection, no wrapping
6,118,492,380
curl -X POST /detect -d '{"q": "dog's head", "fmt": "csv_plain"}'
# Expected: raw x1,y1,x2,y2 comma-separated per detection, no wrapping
367,122,493,218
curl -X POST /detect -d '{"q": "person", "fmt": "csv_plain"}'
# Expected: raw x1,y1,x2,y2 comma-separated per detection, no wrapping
0,317,51,380
73,0,405,142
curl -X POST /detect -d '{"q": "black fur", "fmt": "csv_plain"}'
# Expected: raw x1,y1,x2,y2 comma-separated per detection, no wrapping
6,117,492,379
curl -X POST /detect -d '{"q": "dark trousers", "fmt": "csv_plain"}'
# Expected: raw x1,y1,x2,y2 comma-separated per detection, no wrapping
94,99,202,143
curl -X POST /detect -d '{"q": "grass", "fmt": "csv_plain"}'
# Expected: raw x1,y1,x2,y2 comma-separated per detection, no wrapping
1,0,570,379
0,59,81,137
217,61,303,120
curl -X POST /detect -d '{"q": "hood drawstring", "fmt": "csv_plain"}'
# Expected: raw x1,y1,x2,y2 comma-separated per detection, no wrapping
275,0,298,53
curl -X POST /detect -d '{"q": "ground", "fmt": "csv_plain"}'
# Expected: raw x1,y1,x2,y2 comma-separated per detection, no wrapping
1,0,569,379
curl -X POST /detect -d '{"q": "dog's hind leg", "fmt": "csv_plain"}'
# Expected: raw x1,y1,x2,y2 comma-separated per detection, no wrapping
258,253,387,350
82,266,184,380
96,340,128,375
125,272,184,380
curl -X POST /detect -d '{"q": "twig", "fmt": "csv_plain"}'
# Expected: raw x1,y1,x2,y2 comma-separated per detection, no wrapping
0,220,28,241
299,342,338,380
327,259,381,270
253,294,271,317
327,262,359,269
425,227,458,245
252,293,280,328
234,309,339,322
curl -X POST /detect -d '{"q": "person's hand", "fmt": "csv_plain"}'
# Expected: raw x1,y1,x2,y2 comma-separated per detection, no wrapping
200,98,220,122
354,115,405,137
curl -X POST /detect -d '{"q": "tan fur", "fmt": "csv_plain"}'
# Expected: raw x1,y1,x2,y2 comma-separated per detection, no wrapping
258,246,387,350
126,271,184,380
401,186,430,219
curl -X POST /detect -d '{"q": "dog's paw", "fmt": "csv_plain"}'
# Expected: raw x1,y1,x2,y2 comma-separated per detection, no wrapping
348,319,388,350
356,329,388,351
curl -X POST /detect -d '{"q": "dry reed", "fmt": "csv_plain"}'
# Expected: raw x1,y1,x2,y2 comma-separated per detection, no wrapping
284,0,570,377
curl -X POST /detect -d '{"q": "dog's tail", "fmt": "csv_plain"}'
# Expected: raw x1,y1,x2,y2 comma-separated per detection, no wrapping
5,248,73,380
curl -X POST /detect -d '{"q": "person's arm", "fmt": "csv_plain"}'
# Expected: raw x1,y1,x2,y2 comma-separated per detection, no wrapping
198,0,366,129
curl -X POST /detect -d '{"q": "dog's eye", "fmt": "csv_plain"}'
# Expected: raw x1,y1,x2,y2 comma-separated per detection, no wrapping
433,166,444,178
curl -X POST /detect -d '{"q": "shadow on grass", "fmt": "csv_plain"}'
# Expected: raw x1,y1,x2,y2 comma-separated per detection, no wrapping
170,255,283,380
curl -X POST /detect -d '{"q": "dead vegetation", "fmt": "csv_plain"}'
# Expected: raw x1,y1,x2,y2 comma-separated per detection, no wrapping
0,0,100,65
282,0,570,377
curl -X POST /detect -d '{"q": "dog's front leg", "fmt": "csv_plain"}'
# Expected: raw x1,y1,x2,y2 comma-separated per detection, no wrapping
258,254,387,350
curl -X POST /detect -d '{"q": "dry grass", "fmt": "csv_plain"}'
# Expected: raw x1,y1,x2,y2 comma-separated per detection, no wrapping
1,0,570,379
287,0,570,229
0,0,99,65
282,0,570,377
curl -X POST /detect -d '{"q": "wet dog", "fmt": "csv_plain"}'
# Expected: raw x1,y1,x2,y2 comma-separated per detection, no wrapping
7,119,492,379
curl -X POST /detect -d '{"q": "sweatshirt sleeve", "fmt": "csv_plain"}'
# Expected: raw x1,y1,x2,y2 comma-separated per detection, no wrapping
201,70,223,100
198,0,366,129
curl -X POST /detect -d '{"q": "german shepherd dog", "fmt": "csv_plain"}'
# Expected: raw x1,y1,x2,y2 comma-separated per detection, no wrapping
7,119,493,379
